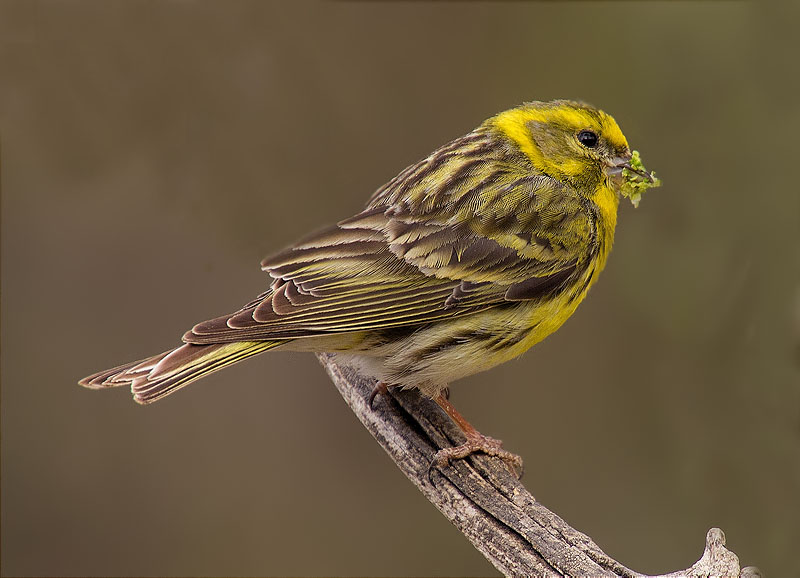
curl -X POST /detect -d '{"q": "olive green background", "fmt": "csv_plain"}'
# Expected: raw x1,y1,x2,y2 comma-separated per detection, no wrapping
2,1,798,576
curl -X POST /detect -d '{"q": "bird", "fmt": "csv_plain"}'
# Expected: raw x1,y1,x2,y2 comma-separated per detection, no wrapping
80,99,659,474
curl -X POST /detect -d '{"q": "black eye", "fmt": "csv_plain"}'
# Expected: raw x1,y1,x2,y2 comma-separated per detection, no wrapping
577,130,598,148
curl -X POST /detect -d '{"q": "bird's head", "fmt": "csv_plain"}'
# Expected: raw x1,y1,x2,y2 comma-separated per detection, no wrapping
491,100,659,206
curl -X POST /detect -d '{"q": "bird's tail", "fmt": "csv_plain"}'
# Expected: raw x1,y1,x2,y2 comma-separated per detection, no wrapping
79,341,283,404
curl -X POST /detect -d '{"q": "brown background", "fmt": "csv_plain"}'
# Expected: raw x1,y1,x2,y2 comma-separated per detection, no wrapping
2,1,798,576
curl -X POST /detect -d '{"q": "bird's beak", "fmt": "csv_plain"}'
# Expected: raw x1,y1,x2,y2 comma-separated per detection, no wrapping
604,153,655,184
604,150,661,208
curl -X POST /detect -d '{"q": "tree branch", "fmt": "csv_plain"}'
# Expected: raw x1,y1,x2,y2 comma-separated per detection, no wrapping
316,353,760,578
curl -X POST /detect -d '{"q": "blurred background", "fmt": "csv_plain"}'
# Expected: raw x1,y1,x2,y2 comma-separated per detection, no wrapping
2,1,798,576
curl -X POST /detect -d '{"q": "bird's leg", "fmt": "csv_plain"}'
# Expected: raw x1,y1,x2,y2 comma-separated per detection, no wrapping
432,393,524,478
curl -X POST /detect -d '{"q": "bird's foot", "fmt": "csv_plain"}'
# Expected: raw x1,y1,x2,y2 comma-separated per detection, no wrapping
433,431,524,478
432,392,523,478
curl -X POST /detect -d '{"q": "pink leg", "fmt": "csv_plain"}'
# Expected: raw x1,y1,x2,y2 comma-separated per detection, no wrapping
433,393,523,478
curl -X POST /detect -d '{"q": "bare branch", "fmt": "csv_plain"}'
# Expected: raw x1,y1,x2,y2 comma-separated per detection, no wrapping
317,353,759,578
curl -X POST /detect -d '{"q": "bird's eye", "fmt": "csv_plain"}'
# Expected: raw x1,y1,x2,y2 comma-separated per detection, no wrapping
577,130,599,148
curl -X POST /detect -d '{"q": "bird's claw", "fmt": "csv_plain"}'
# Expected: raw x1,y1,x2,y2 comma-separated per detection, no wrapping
431,433,524,479
367,381,389,409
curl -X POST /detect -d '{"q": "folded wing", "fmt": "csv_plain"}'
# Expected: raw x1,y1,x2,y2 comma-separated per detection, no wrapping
185,154,593,345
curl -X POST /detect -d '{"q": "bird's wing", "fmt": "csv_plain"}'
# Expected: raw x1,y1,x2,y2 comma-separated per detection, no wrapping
185,171,593,345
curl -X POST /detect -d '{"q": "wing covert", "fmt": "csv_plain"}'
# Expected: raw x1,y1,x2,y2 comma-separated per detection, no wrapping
185,139,594,345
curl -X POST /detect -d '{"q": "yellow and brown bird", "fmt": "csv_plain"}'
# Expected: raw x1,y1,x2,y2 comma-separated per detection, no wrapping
80,100,659,472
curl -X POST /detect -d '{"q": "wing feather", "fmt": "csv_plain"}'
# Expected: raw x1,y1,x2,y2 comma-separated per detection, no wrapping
183,133,594,346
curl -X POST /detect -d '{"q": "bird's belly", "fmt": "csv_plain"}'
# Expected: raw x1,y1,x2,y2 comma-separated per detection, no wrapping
334,291,587,398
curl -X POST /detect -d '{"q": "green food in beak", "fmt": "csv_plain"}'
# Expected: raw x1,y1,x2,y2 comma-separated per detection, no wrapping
619,150,661,208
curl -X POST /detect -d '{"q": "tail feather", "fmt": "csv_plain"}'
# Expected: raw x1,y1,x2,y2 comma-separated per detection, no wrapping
79,341,283,404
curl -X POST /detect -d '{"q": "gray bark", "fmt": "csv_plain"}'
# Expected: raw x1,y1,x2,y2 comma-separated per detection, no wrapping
317,353,760,578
